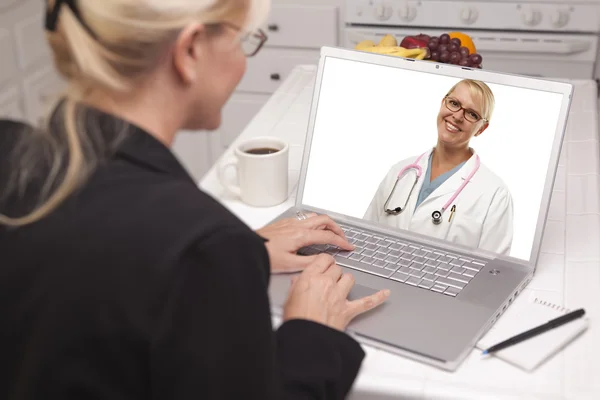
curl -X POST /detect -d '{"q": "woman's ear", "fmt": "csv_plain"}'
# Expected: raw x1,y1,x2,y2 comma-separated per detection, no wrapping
172,23,206,85
475,122,489,137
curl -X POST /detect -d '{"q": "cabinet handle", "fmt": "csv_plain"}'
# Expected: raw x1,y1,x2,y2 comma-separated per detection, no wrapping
270,73,280,81
267,24,279,32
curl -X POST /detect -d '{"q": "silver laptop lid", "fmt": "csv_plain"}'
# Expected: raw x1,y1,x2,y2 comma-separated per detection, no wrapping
295,46,573,269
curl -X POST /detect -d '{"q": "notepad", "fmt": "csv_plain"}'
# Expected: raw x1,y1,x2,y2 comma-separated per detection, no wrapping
476,289,589,371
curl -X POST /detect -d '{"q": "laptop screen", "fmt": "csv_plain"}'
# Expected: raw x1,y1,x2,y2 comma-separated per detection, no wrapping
300,55,566,262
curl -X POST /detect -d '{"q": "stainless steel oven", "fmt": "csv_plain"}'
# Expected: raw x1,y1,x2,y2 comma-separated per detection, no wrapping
343,0,600,82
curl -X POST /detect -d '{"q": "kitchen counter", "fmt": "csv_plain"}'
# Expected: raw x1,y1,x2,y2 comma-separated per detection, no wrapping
200,65,600,399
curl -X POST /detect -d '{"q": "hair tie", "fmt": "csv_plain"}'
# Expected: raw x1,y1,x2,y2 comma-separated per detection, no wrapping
45,0,97,38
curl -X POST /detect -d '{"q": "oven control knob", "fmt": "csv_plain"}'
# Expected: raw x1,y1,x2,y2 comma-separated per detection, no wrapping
460,7,479,24
398,3,417,22
373,2,393,21
522,9,542,26
551,10,569,28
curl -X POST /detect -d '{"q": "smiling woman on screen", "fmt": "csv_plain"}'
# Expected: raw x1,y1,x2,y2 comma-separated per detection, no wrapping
0,0,390,399
363,79,515,256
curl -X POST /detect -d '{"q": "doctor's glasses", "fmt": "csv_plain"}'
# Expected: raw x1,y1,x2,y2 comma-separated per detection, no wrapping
444,96,487,123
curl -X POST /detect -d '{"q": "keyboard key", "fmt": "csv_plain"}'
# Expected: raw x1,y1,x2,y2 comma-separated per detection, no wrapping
436,278,464,290
437,263,451,271
464,262,483,271
418,280,434,289
463,270,476,278
409,270,425,279
451,266,467,275
390,272,409,282
412,249,427,257
449,259,464,267
361,257,376,264
365,243,377,251
423,265,437,274
422,272,436,281
389,243,403,251
406,276,421,286
361,249,376,257
448,273,469,284
412,256,427,264
424,252,439,260
375,247,389,255
384,264,399,272
337,250,352,258
438,255,453,264
385,255,400,264
444,286,461,297
432,284,447,293
373,259,387,268
434,269,450,278
349,253,363,261
409,263,423,271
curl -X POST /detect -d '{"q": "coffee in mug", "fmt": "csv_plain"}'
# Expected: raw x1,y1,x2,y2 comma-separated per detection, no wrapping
245,147,280,155
217,136,289,207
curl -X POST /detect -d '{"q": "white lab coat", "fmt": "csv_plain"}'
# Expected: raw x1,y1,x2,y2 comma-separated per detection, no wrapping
363,148,514,256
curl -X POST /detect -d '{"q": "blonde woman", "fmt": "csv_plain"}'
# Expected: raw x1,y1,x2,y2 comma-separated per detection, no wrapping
0,1,389,398
364,79,514,255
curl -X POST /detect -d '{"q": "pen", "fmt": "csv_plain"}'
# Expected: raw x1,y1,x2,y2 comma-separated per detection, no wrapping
481,308,586,355
448,205,456,222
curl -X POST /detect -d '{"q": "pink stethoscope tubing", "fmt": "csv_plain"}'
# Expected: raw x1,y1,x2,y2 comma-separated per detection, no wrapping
383,151,480,220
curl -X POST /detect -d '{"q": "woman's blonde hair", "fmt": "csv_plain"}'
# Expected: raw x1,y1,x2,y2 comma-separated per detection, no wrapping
445,79,495,122
0,0,270,227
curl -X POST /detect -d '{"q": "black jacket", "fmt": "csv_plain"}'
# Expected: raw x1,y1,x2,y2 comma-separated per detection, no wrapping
0,108,365,400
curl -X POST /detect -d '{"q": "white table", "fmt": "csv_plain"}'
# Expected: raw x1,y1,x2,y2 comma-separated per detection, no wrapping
200,65,600,399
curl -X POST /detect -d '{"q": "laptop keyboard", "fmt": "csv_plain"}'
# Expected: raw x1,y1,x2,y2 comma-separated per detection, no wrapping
298,224,487,297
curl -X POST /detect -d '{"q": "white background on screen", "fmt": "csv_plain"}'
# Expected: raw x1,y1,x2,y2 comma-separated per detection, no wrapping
301,57,565,261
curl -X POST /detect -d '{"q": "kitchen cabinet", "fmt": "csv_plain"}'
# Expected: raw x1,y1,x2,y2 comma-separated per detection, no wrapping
0,0,343,182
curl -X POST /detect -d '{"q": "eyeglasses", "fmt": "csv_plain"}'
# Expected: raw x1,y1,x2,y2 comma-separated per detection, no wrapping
216,22,268,57
444,96,487,123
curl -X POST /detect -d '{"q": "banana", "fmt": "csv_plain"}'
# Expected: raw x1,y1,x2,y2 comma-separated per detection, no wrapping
361,46,428,60
355,40,375,50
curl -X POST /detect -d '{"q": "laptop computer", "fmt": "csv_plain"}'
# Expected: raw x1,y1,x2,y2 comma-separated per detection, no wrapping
266,46,573,371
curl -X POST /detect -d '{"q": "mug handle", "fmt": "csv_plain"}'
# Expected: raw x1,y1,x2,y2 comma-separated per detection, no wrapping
217,157,242,197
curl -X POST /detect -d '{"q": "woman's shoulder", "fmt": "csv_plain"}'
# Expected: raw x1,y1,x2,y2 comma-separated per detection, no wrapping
476,161,512,196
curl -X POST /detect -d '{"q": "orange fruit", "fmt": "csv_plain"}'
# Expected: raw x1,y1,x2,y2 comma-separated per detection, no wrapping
449,32,476,54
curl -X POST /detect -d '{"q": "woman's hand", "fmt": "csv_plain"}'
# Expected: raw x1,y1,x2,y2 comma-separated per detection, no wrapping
283,254,390,331
256,212,355,274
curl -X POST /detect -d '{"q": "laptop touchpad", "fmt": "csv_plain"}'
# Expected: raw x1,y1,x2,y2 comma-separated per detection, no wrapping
348,284,379,301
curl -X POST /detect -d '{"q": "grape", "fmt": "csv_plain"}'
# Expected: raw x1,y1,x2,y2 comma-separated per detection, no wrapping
439,51,450,63
428,41,439,51
439,44,448,53
459,46,470,57
449,52,461,64
458,59,470,67
448,43,459,53
430,51,440,61
439,33,450,44
429,36,439,42
451,38,462,47
469,53,483,65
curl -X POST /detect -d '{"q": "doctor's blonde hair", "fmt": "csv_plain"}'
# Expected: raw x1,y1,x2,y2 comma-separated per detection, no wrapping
446,79,495,122
0,0,270,227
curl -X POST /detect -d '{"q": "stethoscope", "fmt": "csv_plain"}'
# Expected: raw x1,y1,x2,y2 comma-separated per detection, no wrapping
383,151,480,225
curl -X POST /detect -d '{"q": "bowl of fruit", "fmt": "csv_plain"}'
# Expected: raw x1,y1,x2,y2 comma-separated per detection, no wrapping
400,32,483,68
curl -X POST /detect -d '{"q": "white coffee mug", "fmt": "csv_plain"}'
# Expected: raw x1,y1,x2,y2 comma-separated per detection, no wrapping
217,136,289,207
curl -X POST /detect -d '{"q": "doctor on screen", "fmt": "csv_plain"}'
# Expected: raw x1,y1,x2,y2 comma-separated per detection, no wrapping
363,79,514,255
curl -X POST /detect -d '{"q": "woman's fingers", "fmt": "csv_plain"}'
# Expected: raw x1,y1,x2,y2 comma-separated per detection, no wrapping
302,214,347,238
345,289,391,320
296,229,355,251
304,253,336,275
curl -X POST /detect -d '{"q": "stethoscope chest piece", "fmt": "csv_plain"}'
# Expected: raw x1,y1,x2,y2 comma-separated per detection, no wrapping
432,210,443,225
